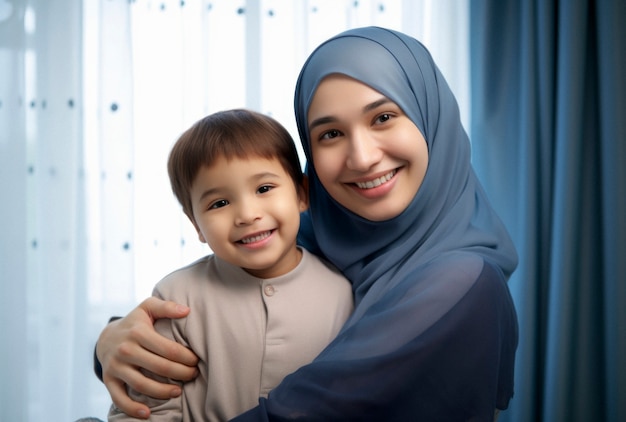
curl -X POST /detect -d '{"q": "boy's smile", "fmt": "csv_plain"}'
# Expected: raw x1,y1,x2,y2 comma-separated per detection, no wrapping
238,230,274,246
190,155,308,279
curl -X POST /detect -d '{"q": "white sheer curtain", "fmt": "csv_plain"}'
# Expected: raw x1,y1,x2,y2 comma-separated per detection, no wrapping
0,0,468,420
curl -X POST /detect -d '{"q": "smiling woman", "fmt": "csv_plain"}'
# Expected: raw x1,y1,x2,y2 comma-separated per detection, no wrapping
307,74,429,222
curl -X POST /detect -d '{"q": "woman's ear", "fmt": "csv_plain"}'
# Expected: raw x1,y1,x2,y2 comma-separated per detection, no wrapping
298,175,310,212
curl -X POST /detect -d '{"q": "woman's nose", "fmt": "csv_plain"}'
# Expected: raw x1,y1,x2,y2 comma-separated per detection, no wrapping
346,131,383,171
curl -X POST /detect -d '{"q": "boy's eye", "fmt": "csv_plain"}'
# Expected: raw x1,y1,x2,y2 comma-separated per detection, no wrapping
209,199,229,209
258,185,273,194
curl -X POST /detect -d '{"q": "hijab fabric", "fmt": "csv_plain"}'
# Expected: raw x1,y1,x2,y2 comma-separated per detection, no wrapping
233,27,518,421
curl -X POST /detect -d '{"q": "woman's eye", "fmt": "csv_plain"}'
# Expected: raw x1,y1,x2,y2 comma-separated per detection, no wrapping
209,199,228,209
320,129,341,140
258,185,273,194
376,113,392,124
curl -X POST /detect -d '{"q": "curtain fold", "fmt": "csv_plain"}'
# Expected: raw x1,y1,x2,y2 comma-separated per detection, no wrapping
0,1,29,419
0,0,92,420
469,1,626,421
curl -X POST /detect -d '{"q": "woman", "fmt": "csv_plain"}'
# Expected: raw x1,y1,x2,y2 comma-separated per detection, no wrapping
97,27,518,421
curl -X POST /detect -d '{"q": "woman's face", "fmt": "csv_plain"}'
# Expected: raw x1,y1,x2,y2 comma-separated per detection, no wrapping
307,74,429,221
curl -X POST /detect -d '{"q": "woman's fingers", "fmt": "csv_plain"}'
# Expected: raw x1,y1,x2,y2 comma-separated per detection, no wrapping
107,352,183,399
119,332,198,381
97,296,199,416
106,377,152,419
139,297,191,321
130,298,199,371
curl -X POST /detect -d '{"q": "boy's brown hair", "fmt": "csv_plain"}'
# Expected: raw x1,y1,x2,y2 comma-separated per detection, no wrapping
168,109,304,222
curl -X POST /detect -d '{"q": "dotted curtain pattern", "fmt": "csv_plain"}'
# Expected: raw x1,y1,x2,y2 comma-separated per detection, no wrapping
1,0,90,420
0,0,468,420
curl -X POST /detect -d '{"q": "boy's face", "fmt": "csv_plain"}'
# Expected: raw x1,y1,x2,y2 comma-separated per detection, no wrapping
190,155,308,279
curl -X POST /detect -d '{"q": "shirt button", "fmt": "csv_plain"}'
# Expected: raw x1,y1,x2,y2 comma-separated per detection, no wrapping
264,285,275,296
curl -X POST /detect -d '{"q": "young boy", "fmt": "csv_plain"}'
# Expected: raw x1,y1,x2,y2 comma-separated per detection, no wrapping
108,109,353,421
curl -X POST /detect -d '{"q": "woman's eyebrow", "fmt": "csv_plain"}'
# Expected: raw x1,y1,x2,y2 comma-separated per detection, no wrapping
308,115,336,132
363,97,392,113
308,97,392,132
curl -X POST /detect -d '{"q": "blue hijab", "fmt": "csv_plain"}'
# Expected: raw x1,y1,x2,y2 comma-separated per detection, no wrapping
234,27,518,421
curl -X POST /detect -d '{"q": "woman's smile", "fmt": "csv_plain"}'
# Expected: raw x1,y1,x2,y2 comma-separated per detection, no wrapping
347,168,400,200
353,169,397,189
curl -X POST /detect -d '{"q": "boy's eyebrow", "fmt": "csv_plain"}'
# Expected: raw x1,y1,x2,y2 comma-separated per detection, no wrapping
251,171,282,181
308,96,392,131
197,187,221,203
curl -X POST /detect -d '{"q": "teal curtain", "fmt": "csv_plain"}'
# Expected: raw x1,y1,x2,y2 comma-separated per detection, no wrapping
469,1,625,421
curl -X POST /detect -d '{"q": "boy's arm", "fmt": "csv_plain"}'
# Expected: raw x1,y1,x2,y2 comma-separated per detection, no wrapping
107,378,184,422
95,297,199,419
107,317,186,421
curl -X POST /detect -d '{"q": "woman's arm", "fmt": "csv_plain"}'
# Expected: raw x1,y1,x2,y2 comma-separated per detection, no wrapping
232,258,517,421
95,297,199,419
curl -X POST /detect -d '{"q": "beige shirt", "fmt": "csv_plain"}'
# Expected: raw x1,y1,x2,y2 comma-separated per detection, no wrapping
108,248,353,421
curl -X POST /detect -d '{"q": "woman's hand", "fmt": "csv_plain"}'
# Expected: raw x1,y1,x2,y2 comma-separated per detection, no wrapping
96,297,199,419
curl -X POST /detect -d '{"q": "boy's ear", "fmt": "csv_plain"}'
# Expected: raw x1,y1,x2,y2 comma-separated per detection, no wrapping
298,175,310,212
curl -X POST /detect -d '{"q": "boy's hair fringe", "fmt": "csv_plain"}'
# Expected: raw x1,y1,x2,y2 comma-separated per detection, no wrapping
168,109,303,222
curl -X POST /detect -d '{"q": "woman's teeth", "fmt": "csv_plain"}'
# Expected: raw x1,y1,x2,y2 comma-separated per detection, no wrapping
240,231,271,244
355,170,396,189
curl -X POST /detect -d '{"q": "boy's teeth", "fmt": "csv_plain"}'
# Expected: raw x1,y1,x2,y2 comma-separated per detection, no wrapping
241,231,271,244
355,170,396,189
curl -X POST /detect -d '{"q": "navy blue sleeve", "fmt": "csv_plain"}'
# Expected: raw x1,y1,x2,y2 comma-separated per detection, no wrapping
93,316,122,382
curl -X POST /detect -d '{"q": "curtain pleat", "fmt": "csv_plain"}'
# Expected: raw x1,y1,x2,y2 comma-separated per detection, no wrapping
0,0,90,420
596,0,626,419
470,1,626,421
0,1,29,419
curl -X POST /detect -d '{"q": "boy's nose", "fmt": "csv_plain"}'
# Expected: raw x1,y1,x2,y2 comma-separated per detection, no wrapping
234,200,262,226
